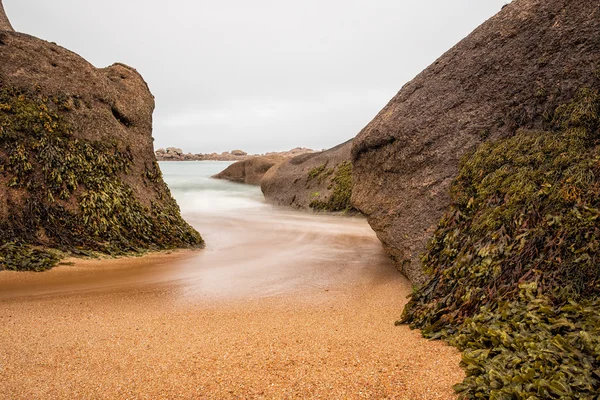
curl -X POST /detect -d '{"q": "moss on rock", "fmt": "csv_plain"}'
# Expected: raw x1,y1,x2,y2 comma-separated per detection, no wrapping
400,88,600,397
0,87,203,271
307,163,333,183
309,161,354,212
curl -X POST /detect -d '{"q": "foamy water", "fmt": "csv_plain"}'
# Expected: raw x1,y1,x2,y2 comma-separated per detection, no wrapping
161,161,395,300
161,161,267,213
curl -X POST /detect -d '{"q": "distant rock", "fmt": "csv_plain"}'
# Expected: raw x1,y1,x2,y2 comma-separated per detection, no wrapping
261,140,353,212
213,155,286,185
351,0,600,285
155,147,314,162
264,147,314,158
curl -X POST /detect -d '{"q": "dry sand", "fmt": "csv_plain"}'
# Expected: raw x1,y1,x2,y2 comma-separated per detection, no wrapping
0,211,464,399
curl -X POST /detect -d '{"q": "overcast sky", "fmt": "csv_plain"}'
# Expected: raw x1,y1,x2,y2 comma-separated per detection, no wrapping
5,0,509,154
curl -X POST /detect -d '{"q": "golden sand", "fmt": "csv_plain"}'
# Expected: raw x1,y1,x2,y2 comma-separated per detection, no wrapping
0,252,463,399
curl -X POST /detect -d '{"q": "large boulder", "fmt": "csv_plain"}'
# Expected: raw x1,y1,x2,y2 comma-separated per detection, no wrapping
0,8,203,270
262,139,353,212
351,0,600,285
213,155,286,185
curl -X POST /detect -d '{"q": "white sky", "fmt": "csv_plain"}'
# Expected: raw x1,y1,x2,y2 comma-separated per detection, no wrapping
4,0,510,154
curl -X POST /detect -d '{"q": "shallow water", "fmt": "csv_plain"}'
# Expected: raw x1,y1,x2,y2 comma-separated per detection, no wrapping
0,161,397,300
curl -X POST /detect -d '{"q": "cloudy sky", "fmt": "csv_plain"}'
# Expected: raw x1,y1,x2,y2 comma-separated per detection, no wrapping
5,0,509,154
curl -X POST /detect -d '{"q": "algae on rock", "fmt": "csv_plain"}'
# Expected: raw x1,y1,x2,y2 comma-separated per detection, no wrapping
261,139,353,211
401,88,600,397
308,161,354,212
0,87,203,271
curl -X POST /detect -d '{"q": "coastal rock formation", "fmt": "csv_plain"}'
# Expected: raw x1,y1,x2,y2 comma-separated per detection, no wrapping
401,89,600,397
155,147,185,160
351,0,600,285
212,155,286,185
155,147,314,162
155,149,249,162
0,8,203,270
261,140,353,212
264,147,315,159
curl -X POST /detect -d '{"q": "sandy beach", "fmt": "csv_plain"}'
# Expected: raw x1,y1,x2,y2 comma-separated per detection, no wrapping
0,163,463,399
0,255,462,399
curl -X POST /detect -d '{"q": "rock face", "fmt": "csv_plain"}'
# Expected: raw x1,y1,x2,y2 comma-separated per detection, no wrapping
0,1,13,32
212,155,286,185
351,0,600,285
0,12,203,270
262,140,353,212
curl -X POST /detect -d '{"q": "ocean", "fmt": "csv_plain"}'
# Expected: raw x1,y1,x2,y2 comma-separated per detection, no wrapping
159,161,395,300
160,161,266,215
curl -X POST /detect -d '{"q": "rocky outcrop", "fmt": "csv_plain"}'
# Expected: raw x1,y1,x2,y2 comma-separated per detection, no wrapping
0,1,13,32
261,140,354,212
155,148,246,161
155,147,315,162
264,147,315,159
212,155,286,185
351,0,600,285
155,147,185,160
0,11,203,270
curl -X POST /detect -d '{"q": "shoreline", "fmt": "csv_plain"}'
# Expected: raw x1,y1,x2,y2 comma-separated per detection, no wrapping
0,249,201,301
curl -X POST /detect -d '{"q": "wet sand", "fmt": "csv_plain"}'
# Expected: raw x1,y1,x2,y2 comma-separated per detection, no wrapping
0,178,464,398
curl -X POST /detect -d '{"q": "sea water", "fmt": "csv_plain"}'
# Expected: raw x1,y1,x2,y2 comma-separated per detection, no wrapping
159,161,396,300
160,161,266,214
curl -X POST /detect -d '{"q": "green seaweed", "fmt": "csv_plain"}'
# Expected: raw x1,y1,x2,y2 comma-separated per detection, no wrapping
309,161,354,212
450,285,600,399
307,164,327,181
307,163,334,185
400,88,600,397
0,87,203,271
0,242,61,271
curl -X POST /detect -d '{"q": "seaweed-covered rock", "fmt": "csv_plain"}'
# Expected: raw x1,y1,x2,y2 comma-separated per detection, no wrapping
261,139,354,212
0,11,203,271
213,155,285,186
351,0,600,285
401,89,600,397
